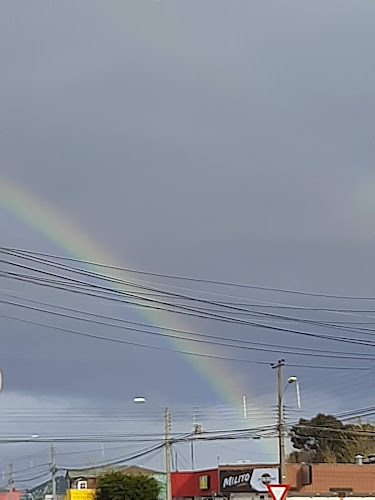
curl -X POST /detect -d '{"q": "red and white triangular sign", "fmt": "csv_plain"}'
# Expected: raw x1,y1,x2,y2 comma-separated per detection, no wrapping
266,484,290,500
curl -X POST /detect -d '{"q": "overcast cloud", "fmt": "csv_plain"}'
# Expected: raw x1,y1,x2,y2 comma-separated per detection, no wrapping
1,0,375,481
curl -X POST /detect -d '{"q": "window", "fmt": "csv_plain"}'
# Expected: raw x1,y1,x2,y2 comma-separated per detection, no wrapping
77,481,88,490
199,475,210,490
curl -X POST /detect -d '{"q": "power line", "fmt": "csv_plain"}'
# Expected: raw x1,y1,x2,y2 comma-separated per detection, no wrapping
2,313,371,371
7,252,374,344
0,426,277,445
57,442,166,471
0,313,270,366
3,246,374,301
7,249,370,322
15,471,50,484
4,297,375,362
3,250,375,371
4,266,375,351
4,255,375,338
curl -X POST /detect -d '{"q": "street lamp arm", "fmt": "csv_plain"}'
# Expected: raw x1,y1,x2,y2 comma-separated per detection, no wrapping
133,397,166,410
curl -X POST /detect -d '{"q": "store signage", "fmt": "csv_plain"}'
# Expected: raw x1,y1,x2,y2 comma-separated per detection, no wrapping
220,467,279,493
199,475,210,490
222,472,251,488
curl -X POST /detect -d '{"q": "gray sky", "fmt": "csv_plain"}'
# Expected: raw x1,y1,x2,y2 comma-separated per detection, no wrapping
1,0,375,484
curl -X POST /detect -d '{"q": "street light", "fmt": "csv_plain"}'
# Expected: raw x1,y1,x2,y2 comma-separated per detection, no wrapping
133,397,147,404
133,397,171,500
272,360,301,485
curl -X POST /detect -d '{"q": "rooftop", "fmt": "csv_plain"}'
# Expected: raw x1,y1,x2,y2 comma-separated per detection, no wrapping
66,465,164,479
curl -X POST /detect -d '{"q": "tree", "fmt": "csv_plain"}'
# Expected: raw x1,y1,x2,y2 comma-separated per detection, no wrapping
96,470,161,500
346,422,375,460
289,413,375,463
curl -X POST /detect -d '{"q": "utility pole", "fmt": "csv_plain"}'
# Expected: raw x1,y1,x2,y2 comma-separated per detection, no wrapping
50,444,57,500
191,408,195,471
164,407,172,500
8,463,13,500
272,359,286,484
190,434,195,471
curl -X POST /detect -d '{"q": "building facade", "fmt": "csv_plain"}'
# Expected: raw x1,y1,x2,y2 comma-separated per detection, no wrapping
172,465,280,500
172,469,219,499
172,463,375,500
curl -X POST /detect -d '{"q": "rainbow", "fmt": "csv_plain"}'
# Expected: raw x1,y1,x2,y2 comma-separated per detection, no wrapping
0,174,277,460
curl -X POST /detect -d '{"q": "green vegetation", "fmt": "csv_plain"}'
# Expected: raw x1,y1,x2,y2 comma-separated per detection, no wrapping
289,413,375,463
96,470,161,500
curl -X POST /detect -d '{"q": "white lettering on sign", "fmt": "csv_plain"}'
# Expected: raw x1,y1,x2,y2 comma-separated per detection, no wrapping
222,473,251,488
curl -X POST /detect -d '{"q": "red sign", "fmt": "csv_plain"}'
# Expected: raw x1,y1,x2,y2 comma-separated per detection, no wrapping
266,484,290,500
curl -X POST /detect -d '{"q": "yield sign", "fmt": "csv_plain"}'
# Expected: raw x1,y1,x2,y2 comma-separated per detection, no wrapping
266,484,290,500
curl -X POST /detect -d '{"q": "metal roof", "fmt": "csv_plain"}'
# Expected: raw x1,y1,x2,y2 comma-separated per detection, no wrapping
66,465,164,479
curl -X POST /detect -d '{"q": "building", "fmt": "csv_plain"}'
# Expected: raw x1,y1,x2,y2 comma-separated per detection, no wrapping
65,465,166,500
172,463,375,500
172,464,280,500
0,489,23,500
287,463,375,496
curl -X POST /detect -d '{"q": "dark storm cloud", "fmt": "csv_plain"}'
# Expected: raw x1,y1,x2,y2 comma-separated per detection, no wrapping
0,0,375,468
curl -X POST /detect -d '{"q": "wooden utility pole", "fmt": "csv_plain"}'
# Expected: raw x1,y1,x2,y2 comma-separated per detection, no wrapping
164,407,171,500
50,444,57,500
8,463,13,500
